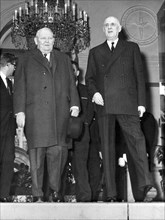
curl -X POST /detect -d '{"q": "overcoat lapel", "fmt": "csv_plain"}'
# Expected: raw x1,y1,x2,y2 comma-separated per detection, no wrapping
106,40,126,73
31,49,52,74
50,51,57,75
98,41,111,60
100,40,126,74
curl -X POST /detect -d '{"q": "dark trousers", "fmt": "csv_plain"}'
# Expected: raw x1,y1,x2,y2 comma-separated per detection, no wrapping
72,124,91,202
140,112,157,170
29,145,68,197
98,114,152,200
0,114,15,198
88,119,102,201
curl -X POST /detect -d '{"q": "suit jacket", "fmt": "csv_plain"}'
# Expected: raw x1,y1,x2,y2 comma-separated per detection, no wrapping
0,77,15,158
14,49,80,149
0,77,13,122
85,40,146,117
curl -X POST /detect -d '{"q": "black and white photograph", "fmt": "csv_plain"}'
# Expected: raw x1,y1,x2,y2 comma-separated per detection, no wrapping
0,0,164,219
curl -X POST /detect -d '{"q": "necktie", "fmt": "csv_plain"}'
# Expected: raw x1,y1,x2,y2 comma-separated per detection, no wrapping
111,42,115,52
44,53,49,62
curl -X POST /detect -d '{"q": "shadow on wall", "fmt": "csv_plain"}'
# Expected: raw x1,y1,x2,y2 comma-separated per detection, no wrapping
119,28,155,112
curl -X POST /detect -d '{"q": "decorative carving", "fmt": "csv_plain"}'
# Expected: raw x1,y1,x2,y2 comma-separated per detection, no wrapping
121,6,157,46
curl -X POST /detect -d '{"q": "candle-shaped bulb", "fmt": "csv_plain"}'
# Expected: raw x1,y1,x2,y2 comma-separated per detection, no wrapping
55,5,58,13
15,10,18,19
45,2,48,12
64,3,67,14
19,7,22,17
85,13,88,22
72,3,75,16
83,11,87,21
79,10,82,19
31,0,34,7
25,3,29,15
35,3,38,14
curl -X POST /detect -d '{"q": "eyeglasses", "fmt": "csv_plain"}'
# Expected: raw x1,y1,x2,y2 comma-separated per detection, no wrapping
10,63,16,69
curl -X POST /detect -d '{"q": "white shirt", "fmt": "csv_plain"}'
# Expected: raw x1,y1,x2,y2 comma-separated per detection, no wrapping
107,38,119,50
43,53,50,62
0,71,8,88
160,82,165,96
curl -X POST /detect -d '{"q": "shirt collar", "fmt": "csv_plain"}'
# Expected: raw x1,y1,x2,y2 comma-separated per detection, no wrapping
0,71,7,87
42,53,50,61
107,38,119,48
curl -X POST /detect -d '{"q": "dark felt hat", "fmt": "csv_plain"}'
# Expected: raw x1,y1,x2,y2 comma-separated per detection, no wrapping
67,116,83,139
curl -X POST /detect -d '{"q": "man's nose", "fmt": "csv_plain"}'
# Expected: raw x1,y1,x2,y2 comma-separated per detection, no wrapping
45,38,51,43
107,25,112,29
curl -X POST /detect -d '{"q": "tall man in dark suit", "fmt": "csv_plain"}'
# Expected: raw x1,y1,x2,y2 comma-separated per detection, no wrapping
14,27,80,202
0,53,16,202
85,16,157,202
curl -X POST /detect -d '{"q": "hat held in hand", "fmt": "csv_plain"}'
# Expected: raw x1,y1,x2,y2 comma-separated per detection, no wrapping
67,116,83,139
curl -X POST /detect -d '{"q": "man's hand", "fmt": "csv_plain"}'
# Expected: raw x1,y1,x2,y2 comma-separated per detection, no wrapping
92,92,104,106
70,106,79,117
138,106,146,117
16,112,25,128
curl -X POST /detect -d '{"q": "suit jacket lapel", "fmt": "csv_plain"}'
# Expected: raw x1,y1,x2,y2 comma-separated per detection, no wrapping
0,77,10,95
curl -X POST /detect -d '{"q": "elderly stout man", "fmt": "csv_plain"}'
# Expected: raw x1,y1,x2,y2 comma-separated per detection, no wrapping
85,16,157,202
14,27,80,202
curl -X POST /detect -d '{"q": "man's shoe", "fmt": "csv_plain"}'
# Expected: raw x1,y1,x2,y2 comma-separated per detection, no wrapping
33,196,44,203
143,185,157,202
106,197,117,202
0,197,12,202
50,191,61,202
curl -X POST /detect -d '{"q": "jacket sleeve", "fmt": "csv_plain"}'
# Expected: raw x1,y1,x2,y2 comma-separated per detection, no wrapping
85,49,99,98
133,43,146,107
13,55,26,115
67,56,80,110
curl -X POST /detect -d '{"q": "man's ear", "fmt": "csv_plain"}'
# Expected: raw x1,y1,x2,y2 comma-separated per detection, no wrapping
119,25,122,33
77,70,80,77
34,37,38,45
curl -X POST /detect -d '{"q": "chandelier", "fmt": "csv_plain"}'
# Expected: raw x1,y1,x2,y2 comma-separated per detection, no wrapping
11,0,90,53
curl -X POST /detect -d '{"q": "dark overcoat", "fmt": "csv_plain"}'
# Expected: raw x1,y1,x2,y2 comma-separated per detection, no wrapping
14,49,80,149
85,39,146,117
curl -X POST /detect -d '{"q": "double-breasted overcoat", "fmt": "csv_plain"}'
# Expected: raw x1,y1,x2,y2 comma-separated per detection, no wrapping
86,39,146,116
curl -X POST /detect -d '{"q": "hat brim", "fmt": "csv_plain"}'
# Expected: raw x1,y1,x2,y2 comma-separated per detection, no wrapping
67,117,83,139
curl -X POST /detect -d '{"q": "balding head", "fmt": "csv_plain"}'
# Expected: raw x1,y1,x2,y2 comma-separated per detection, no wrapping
36,27,53,38
103,16,122,41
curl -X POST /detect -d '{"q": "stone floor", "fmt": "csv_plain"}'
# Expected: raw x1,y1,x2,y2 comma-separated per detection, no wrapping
0,202,164,220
